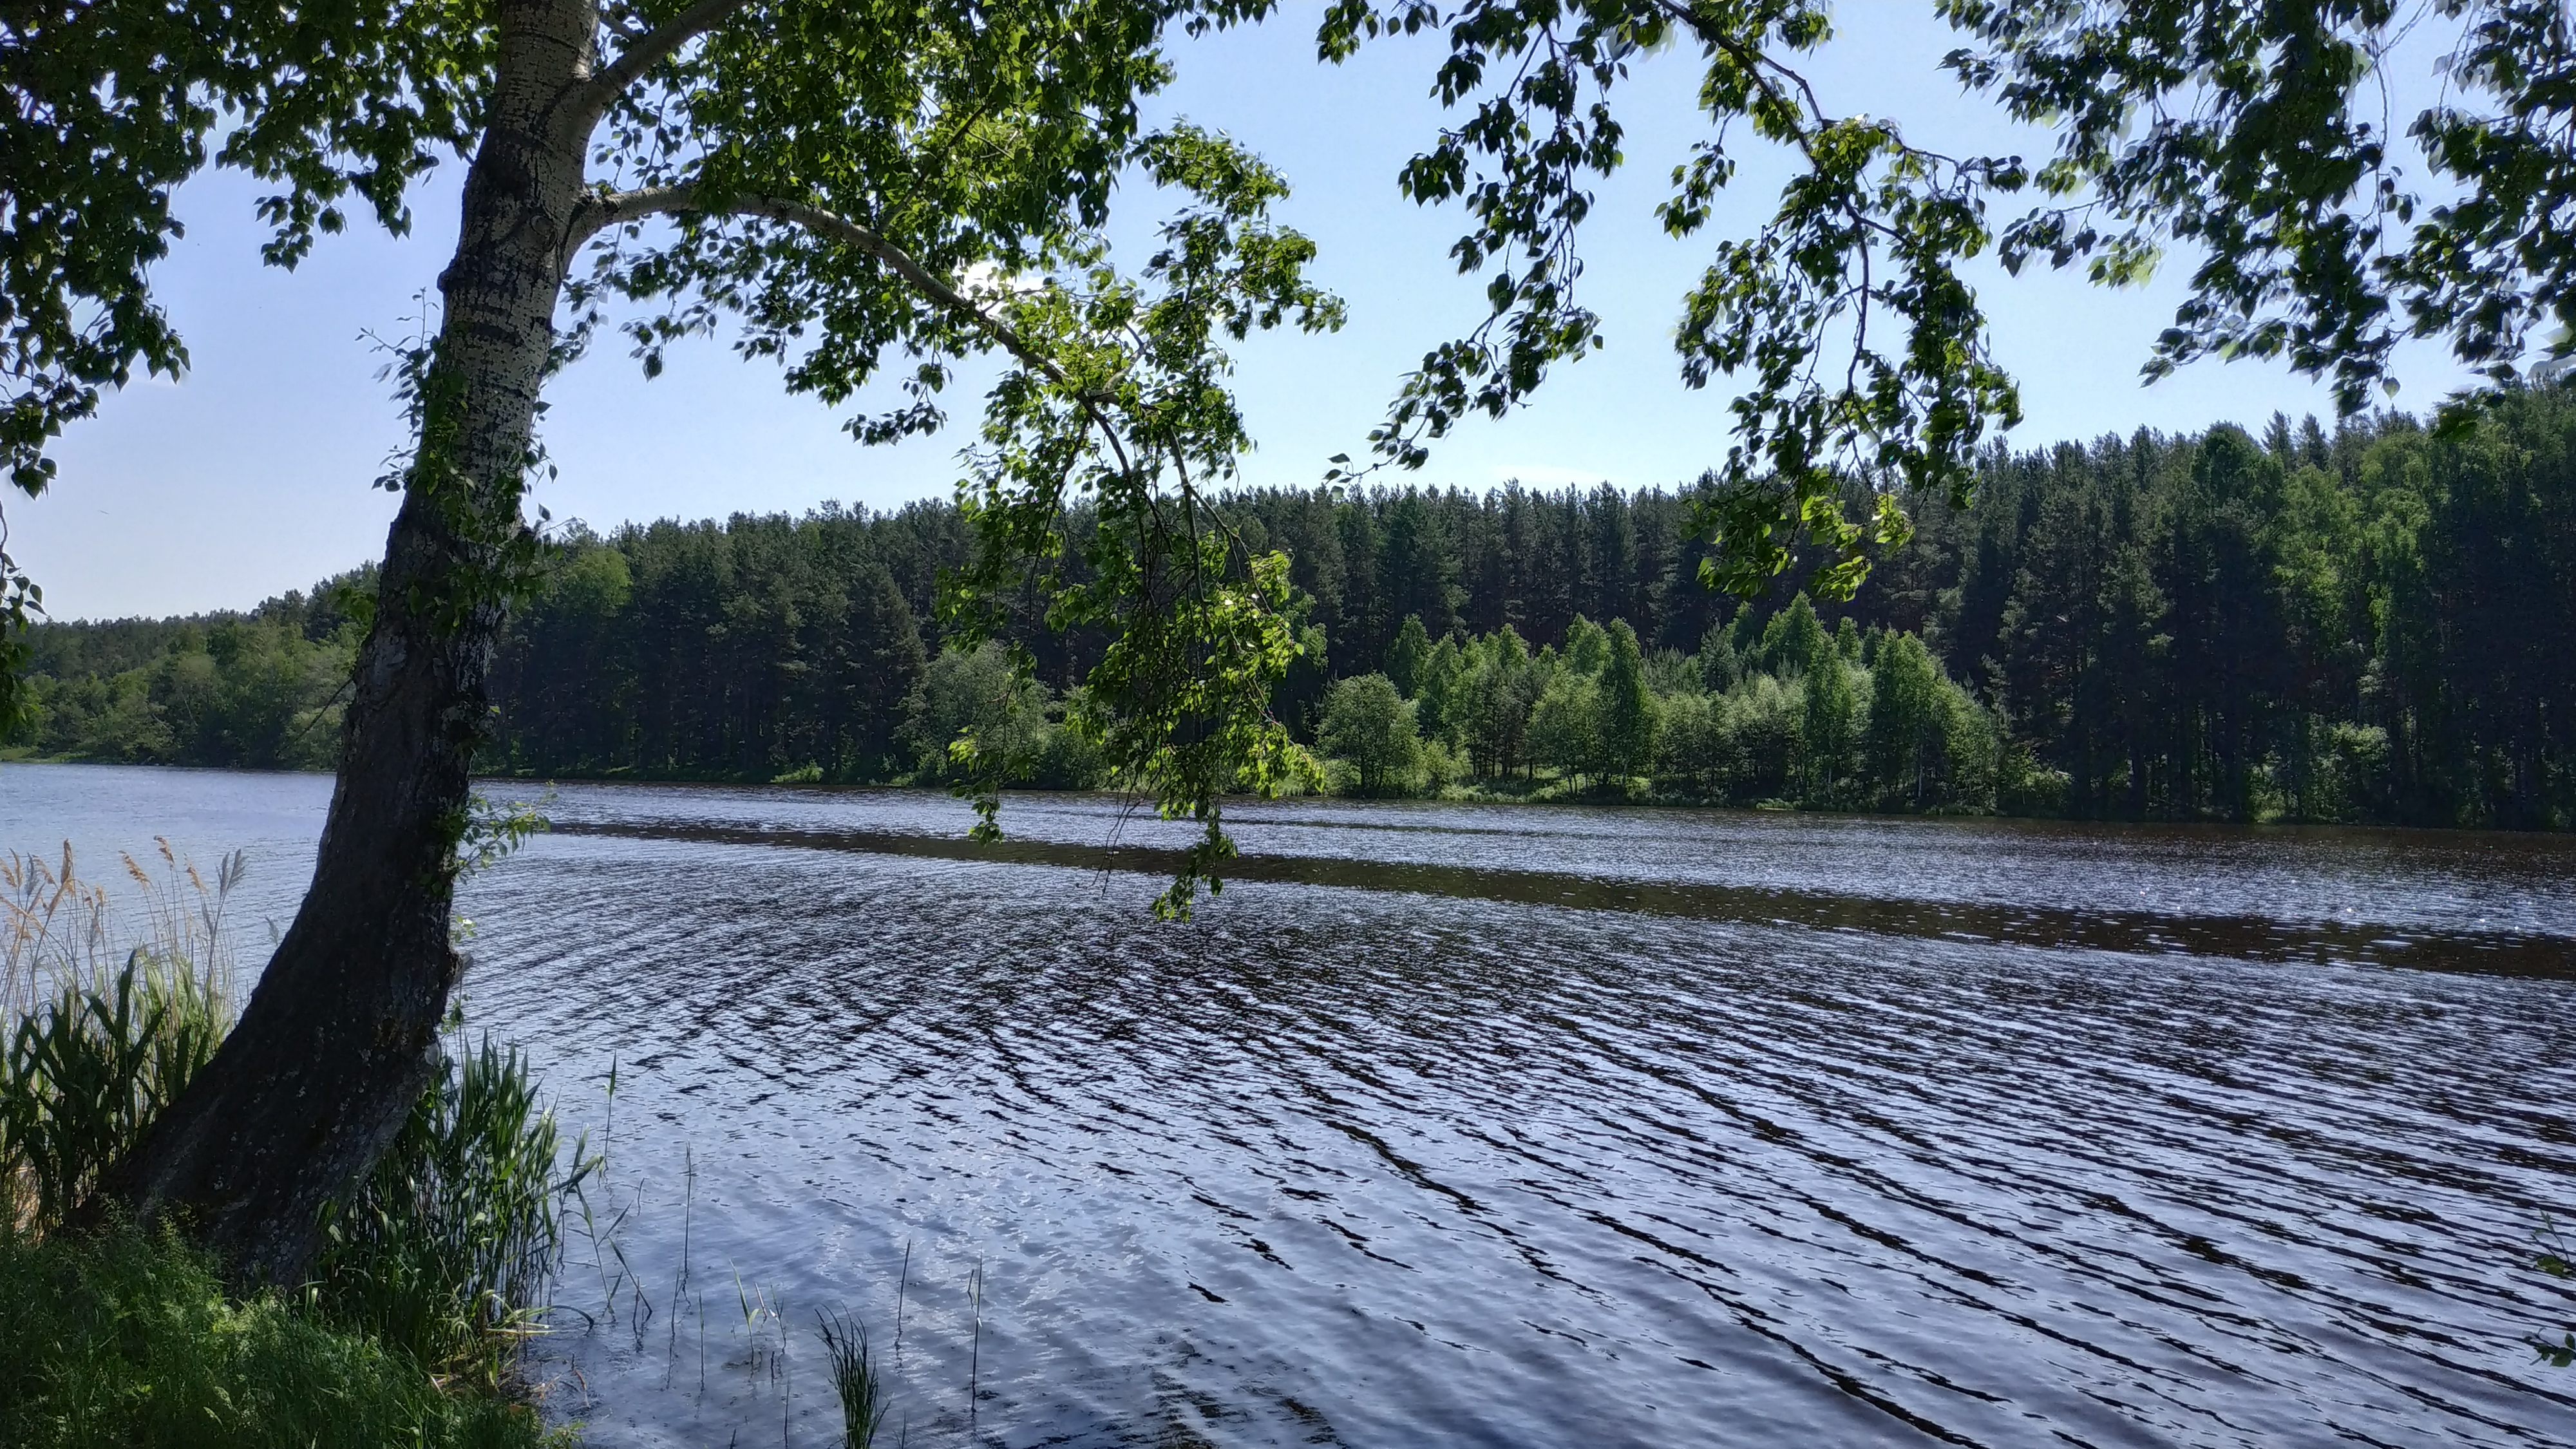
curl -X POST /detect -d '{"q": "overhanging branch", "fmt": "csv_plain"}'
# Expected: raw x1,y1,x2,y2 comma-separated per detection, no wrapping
571,183,1132,466
730,195,1079,389
577,0,759,124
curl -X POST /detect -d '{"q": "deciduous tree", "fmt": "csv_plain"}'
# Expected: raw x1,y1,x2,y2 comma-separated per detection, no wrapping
18,0,1331,1282
1318,670,1421,793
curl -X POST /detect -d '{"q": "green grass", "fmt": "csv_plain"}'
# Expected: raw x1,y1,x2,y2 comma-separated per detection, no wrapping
5,841,588,1441
816,1307,889,1448
0,1224,567,1449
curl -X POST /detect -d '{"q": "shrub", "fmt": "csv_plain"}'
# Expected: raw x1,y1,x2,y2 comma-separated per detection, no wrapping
1319,673,1421,796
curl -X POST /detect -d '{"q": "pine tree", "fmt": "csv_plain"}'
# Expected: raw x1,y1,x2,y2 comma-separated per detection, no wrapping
1761,594,1831,678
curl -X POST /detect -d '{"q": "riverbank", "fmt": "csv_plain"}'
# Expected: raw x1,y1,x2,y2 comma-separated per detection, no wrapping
0,1227,565,1449
2,839,587,1449
19,744,2528,833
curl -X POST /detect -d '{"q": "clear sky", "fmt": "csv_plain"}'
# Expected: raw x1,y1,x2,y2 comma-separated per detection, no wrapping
12,3,2482,620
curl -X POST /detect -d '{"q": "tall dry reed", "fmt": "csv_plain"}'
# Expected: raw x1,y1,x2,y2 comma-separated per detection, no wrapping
1,842,240,1236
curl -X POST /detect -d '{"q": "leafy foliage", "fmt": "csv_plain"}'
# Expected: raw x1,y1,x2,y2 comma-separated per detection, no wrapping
3,573,366,767
0,0,488,498
24,386,2576,826
936,126,1343,913
1942,0,2576,411
1319,0,2019,598
1318,672,1422,795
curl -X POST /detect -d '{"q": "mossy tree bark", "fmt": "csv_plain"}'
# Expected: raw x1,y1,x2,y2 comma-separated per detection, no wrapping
96,0,625,1285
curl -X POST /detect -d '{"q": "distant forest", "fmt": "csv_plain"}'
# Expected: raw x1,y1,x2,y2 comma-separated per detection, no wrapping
11,386,2575,828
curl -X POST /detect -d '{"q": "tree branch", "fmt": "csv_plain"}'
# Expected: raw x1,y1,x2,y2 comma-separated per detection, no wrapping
578,0,757,122
570,184,1148,468
744,195,1084,391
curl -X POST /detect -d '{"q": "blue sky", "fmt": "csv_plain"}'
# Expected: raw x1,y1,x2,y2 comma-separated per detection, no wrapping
14,4,2481,620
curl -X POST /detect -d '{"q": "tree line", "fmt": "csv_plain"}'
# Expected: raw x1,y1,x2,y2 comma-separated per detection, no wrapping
12,386,2574,828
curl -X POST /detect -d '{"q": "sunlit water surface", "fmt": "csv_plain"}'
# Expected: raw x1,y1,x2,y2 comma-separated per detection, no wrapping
7,762,2575,1447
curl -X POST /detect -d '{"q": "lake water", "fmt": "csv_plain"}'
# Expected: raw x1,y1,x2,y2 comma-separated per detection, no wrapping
6,761,2575,1447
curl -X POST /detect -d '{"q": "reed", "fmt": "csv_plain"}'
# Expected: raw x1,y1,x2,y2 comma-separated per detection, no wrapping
2536,1217,2575,1367
1,842,238,1236
816,1307,891,1448
0,951,225,1235
3,840,243,1019
316,1033,598,1387
3,837,591,1430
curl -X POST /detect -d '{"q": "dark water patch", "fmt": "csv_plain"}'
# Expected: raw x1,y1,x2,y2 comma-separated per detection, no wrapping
552,819,2576,978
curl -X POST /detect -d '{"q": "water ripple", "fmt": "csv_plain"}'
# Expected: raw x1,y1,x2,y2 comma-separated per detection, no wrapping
455,828,2575,1448
7,766,2570,1446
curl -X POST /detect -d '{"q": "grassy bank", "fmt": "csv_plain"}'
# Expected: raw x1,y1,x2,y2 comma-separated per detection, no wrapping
0,1225,564,1449
3,843,581,1448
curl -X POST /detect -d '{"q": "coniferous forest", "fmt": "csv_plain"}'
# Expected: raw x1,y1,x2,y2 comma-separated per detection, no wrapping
14,390,2575,828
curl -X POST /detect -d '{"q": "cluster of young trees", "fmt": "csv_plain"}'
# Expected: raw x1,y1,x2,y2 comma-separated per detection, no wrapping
10,578,370,770
1314,600,2002,809
19,385,2573,828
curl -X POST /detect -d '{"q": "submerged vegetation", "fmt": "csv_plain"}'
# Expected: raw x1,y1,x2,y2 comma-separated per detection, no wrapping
11,388,2576,826
1,844,578,1443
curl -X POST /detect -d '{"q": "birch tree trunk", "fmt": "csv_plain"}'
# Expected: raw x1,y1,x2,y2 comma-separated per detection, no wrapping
98,0,603,1285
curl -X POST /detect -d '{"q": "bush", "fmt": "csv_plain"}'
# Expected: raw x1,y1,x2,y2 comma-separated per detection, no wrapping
1653,691,1733,799
1996,740,2070,816
1030,704,1108,790
1318,673,1421,796
1527,672,1599,786
902,642,1053,783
